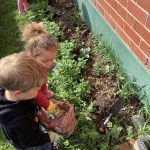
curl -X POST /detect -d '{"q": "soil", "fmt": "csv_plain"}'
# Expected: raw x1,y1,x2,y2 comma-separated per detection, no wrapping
49,1,143,143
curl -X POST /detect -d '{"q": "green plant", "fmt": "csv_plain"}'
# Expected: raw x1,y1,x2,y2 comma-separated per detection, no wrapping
92,36,118,75
126,126,135,140
107,122,122,140
79,47,90,59
93,36,117,64
116,73,141,100
28,1,48,21
0,129,14,150
138,105,150,137
43,19,62,41
70,10,83,22
93,57,103,75
48,41,90,106
61,107,102,150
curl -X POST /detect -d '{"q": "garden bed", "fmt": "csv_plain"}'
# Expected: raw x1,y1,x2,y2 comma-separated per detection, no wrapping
45,1,144,149
0,0,148,149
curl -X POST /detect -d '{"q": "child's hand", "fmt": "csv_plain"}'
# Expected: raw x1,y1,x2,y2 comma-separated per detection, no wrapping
48,100,65,118
50,99,70,111
39,107,50,127
48,131,62,143
47,101,57,113
48,101,76,137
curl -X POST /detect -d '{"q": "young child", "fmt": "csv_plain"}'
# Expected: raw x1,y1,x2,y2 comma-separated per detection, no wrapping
0,52,52,150
22,22,62,118
22,22,76,141
17,0,30,15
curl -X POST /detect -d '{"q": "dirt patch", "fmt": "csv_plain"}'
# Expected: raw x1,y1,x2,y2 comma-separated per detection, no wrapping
49,1,142,143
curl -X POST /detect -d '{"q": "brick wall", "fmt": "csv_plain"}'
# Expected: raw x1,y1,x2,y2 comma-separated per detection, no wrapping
91,0,150,70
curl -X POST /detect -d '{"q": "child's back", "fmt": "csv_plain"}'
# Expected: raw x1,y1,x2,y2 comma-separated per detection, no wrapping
0,52,51,150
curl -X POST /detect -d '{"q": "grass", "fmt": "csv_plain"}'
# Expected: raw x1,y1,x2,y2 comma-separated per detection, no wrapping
0,0,25,58
0,0,50,149
0,0,49,58
0,129,14,150
0,0,23,149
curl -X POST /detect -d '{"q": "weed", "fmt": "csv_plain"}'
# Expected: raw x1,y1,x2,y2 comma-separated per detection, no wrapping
138,105,150,137
92,36,118,75
116,73,142,100
126,126,135,140
93,57,103,75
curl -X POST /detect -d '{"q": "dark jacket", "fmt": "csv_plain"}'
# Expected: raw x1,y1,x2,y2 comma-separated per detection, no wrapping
0,86,50,149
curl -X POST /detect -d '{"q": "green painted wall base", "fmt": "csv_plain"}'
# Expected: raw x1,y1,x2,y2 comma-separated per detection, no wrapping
74,0,150,103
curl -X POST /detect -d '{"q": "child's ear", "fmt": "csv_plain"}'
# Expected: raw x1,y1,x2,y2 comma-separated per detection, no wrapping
14,90,22,96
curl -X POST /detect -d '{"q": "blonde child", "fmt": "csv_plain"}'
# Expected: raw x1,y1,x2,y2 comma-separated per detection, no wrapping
0,52,52,150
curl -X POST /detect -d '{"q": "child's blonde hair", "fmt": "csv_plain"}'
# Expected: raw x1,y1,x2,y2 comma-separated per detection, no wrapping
0,52,47,92
22,22,57,56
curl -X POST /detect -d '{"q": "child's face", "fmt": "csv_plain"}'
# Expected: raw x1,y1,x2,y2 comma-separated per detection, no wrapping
34,48,57,71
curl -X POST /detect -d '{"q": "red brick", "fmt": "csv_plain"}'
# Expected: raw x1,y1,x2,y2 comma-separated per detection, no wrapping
140,41,150,58
127,0,148,25
132,19,150,44
115,23,129,45
125,12,133,26
137,0,150,13
96,1,105,15
106,0,117,10
117,0,128,8
117,3,127,20
146,14,150,30
129,40,148,65
97,0,111,14
110,7,124,28
124,22,140,45
104,11,115,29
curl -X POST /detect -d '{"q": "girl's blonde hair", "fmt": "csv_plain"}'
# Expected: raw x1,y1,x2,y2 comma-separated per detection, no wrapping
0,52,47,92
22,22,57,56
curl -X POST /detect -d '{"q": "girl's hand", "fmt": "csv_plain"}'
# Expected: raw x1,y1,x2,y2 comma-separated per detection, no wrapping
39,107,50,127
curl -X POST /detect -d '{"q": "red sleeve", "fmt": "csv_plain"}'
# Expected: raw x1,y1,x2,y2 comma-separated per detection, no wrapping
35,90,50,110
